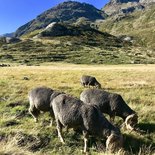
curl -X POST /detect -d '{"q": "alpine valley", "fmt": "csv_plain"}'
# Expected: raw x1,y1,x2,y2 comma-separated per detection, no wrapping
0,0,155,65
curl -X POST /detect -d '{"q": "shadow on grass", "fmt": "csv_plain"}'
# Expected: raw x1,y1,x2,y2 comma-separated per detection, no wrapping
138,122,155,134
124,133,155,154
57,86,72,91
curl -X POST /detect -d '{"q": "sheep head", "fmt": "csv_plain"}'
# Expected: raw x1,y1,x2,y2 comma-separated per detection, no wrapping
125,113,138,130
96,83,101,89
106,133,123,153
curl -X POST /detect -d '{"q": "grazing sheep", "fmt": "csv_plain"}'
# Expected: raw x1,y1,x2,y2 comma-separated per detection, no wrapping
51,94,123,153
28,87,63,125
80,75,101,88
80,89,138,131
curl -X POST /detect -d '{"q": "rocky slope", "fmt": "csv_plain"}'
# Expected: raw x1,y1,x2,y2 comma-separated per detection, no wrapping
15,1,106,37
103,0,155,15
99,3,155,50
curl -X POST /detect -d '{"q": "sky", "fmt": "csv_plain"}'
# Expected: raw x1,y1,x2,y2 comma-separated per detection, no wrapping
0,0,109,35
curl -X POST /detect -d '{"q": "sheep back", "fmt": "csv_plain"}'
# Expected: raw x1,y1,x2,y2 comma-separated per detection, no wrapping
52,94,119,137
28,87,54,111
80,89,134,119
52,94,83,129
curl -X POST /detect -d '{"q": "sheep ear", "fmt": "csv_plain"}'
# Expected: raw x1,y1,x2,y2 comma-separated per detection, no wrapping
62,96,66,104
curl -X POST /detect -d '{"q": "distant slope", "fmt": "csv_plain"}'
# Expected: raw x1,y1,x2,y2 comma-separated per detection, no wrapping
1,24,155,65
1,1,155,65
15,1,106,37
0,32,14,37
102,0,155,15
98,4,155,49
1,25,131,65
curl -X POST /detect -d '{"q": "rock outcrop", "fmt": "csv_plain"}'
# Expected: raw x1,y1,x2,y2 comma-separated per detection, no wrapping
36,22,104,38
103,0,155,15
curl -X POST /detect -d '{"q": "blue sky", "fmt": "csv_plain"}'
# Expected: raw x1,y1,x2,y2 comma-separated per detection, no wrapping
0,0,109,35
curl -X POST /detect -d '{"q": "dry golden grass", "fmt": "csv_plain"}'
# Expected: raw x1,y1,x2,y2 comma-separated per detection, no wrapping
0,63,155,155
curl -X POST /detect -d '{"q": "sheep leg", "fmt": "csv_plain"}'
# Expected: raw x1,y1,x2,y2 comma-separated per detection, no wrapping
65,125,69,133
110,116,115,122
49,118,53,127
49,110,54,126
81,82,85,87
56,119,65,144
120,122,126,130
83,130,88,153
29,106,40,123
83,83,86,88
109,114,115,123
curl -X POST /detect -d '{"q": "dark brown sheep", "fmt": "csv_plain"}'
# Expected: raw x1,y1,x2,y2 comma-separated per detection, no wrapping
51,94,123,153
80,89,138,131
80,75,101,88
28,87,63,125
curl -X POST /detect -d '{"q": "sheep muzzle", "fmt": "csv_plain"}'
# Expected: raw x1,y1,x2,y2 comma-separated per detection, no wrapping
125,113,138,130
96,83,101,89
106,133,123,152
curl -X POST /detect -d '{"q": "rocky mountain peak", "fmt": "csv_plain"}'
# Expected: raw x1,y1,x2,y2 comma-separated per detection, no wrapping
53,1,95,10
15,1,106,37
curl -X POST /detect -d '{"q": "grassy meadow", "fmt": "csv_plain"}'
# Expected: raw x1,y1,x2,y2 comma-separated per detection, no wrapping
0,63,155,155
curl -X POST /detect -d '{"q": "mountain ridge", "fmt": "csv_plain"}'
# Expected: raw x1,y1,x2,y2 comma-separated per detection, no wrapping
15,1,106,37
99,3,155,50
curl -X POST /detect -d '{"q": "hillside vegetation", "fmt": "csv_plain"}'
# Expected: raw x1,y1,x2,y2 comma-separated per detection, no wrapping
1,24,155,65
0,30,136,65
99,4,155,49
0,64,155,154
0,1,155,65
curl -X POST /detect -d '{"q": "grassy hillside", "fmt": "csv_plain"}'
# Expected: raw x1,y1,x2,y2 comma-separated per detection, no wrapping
1,31,155,65
1,8,155,66
98,5,155,49
0,63,155,154
0,33,129,65
1,3,155,65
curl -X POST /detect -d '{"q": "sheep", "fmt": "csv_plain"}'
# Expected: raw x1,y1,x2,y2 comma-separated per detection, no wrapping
51,94,123,153
80,75,101,88
80,89,138,131
28,86,63,125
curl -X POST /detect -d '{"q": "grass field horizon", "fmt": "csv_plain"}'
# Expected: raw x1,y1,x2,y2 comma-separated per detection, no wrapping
0,63,155,155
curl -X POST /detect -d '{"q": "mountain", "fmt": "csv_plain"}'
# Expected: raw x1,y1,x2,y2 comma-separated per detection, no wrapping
139,0,155,3
102,0,155,15
1,32,14,37
1,21,132,65
1,1,155,65
98,3,155,50
37,22,94,37
15,1,106,37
